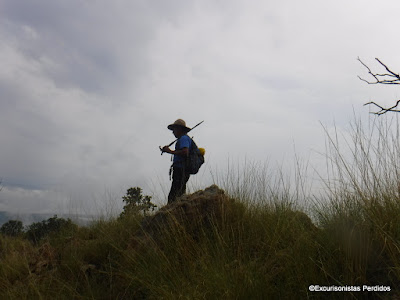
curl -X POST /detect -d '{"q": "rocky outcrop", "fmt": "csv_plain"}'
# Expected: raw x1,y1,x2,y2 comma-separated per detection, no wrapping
132,185,318,250
138,185,231,240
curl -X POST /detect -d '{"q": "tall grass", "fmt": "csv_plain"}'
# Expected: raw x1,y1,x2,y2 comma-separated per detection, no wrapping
312,116,400,293
0,116,400,299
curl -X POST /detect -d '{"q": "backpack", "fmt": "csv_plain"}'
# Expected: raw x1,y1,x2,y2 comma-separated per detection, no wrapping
185,138,205,174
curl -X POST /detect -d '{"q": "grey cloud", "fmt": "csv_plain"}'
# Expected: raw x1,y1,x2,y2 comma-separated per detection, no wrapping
1,0,400,216
1,0,189,96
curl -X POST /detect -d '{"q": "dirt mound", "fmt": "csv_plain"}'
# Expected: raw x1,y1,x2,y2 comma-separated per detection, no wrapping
132,185,317,250
136,185,232,243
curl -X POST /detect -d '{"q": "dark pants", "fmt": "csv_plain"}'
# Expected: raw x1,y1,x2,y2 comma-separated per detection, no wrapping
168,167,190,204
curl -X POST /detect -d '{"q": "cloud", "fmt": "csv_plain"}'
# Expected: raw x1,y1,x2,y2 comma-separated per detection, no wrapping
1,0,192,97
1,0,400,215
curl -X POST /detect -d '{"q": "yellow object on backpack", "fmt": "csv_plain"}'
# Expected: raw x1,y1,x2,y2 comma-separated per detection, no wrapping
199,148,205,156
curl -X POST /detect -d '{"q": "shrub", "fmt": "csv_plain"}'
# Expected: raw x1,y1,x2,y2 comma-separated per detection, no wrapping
25,215,75,244
0,220,23,237
120,187,157,218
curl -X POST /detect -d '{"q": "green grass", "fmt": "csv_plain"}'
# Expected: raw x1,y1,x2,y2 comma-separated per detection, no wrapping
1,117,400,299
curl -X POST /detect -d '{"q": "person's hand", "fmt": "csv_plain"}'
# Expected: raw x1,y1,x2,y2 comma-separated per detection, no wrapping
162,146,172,154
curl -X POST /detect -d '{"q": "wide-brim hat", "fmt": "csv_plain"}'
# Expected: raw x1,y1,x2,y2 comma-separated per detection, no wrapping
167,119,191,132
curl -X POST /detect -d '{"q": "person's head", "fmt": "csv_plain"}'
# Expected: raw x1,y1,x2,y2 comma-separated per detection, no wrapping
168,119,190,138
171,126,186,138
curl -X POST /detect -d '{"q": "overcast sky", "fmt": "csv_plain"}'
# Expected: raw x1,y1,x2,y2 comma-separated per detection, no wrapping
1,0,400,216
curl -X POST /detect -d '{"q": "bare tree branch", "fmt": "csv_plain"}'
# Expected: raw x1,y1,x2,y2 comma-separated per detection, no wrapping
359,57,400,115
364,100,400,115
375,58,400,78
358,57,400,85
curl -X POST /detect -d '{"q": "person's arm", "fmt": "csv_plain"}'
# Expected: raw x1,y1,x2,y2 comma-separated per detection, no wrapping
162,146,188,156
162,136,190,156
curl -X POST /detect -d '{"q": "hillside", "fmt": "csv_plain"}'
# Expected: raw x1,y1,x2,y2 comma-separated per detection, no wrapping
0,184,399,299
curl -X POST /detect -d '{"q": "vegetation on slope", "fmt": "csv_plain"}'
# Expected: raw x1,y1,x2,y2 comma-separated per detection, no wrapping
1,118,400,299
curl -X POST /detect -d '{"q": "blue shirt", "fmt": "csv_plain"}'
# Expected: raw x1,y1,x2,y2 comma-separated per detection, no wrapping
173,135,192,168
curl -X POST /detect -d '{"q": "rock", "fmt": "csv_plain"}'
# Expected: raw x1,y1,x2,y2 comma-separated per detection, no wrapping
131,185,317,250
134,185,232,246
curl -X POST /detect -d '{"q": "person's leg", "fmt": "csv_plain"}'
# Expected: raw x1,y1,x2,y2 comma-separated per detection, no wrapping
175,169,190,200
168,168,190,204
180,170,190,196
168,167,183,204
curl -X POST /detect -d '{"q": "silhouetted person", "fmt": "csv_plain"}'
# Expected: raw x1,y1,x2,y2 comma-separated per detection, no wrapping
162,119,192,204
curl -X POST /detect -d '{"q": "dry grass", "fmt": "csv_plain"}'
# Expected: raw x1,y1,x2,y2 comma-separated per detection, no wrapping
0,116,400,299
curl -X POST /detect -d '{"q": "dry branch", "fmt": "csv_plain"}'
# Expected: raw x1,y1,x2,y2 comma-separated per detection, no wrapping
358,57,400,85
359,57,400,115
364,100,400,115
